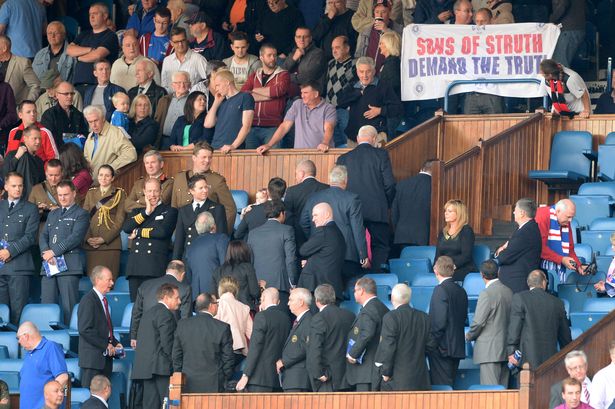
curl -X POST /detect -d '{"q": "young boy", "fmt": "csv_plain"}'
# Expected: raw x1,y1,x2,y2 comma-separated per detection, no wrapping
139,7,173,66
110,92,131,137
222,31,261,89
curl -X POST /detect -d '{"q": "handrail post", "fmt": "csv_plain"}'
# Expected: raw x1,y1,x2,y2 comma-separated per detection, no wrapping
519,363,532,409
169,373,184,408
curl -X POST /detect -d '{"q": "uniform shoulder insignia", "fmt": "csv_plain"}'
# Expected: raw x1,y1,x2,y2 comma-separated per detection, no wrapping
88,186,98,190
138,176,145,180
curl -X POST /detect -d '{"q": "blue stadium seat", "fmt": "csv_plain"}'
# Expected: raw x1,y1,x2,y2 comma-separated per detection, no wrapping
0,331,19,358
0,346,8,359
570,312,607,331
71,388,91,405
463,273,485,312
558,284,597,312
468,384,506,390
606,131,615,145
26,330,74,358
66,357,82,387
574,243,593,264
595,255,613,275
590,218,615,231
529,131,593,190
453,359,480,390
606,246,615,256
114,276,129,292
464,326,474,357
400,246,436,264
0,358,23,374
60,15,79,42
570,195,612,229
578,181,615,199
231,190,249,230
20,304,61,330
580,230,612,255
562,299,570,317
389,258,431,285
106,292,131,327
598,144,615,181
114,303,134,345
472,245,491,268
431,384,453,391
112,360,132,407
363,273,399,292
0,371,19,393
410,286,434,313
340,300,360,315
120,231,129,276
564,271,601,285
0,304,8,325
571,327,583,340
582,298,615,312
411,273,438,287
79,277,93,298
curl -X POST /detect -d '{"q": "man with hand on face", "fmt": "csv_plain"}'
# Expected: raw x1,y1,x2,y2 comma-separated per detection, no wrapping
313,0,357,59
2,124,45,199
282,27,327,97
123,178,178,301
126,150,174,212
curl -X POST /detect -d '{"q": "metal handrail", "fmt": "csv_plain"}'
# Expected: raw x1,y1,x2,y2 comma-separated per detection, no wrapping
443,78,549,112
607,57,612,94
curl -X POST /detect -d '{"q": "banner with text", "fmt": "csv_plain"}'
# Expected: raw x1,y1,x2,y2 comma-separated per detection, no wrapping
401,23,560,101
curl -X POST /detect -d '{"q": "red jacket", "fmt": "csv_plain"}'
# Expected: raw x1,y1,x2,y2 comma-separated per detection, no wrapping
6,122,58,164
535,205,581,266
241,67,290,128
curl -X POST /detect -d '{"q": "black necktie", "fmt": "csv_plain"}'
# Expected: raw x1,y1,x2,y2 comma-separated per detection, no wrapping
61,208,67,215
8,202,14,211
138,87,144,94
195,203,201,213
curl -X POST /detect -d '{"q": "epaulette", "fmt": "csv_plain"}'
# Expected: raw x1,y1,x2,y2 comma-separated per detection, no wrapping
88,186,98,190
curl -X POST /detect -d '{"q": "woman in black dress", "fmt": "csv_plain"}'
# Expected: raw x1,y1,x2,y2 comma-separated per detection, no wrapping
211,240,260,311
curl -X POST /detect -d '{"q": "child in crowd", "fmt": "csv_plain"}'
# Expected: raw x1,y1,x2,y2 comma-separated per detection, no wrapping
222,31,261,89
110,92,131,137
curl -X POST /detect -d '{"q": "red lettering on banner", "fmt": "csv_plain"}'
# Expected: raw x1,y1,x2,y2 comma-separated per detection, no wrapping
483,34,543,54
416,37,455,56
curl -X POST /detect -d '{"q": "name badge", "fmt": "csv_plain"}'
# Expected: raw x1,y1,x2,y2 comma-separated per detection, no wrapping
155,215,164,220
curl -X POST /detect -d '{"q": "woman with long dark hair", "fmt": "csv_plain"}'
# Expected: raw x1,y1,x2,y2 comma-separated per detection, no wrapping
167,91,208,151
211,240,260,310
58,142,92,202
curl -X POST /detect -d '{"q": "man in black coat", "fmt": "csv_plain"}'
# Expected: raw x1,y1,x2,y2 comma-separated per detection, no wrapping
507,270,572,371
284,160,329,250
336,125,395,271
172,292,235,393
127,59,167,115
133,283,181,409
78,266,123,388
495,198,542,293
428,256,468,387
375,283,437,391
236,288,292,392
298,202,345,298
307,284,355,392
130,260,192,348
173,174,227,260
234,177,286,240
81,375,112,409
2,125,45,199
123,178,178,301
277,288,313,392
345,277,389,391
392,159,434,249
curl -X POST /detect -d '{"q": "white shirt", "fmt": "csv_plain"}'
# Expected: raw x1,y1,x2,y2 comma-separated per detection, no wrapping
362,295,377,307
590,362,615,409
92,287,110,316
192,200,205,211
541,66,588,114
161,49,209,93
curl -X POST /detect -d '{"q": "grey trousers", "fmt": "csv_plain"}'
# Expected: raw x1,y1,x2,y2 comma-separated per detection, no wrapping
479,362,509,387
41,274,80,324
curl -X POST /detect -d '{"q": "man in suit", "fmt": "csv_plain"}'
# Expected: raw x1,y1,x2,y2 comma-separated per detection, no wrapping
336,125,395,271
171,142,236,233
248,200,298,309
301,165,369,282
277,288,313,392
466,260,513,386
375,283,437,391
123,178,178,301
428,256,468,387
40,179,89,324
173,174,227,260
392,159,435,250
345,277,389,391
236,288,292,392
298,202,345,299
307,284,355,392
495,198,542,293
284,160,329,250
127,59,167,116
130,260,191,348
133,283,181,409
81,375,112,409
234,177,286,240
0,35,40,103
78,266,123,388
172,292,235,393
125,150,174,212
184,212,229,298
507,270,572,372
549,351,592,409
0,172,40,324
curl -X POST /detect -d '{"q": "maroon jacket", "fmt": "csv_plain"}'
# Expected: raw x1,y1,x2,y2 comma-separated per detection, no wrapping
241,67,290,128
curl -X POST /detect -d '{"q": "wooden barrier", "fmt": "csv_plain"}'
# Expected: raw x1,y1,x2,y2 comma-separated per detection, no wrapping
168,367,532,409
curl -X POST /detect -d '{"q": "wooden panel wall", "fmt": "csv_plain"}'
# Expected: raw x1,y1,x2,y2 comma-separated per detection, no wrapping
550,114,615,145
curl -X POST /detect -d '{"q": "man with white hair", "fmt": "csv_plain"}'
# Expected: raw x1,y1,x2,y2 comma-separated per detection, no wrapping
337,125,395,271
550,350,592,409
375,283,436,391
83,105,137,177
128,59,168,116
111,33,161,91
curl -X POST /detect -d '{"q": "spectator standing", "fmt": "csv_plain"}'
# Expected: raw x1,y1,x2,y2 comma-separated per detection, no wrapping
139,7,173,66
128,94,160,153
378,31,401,106
215,276,253,359
549,351,592,409
254,0,305,58
58,142,93,201
540,59,591,118
32,21,76,82
6,100,59,165
590,341,615,409
127,59,168,118
212,241,260,311
188,12,229,61
352,0,404,32
414,0,454,23
111,34,161,92
67,3,120,91
325,36,356,147
168,0,193,40
223,31,261,89
355,3,403,73
125,150,174,211
487,0,514,23
161,27,209,93
428,256,469,387
0,35,41,103
155,70,191,148
224,0,266,54
83,59,126,122
595,71,615,114
550,0,585,68
18,321,68,409
126,0,159,38
313,0,357,59
465,260,513,387
0,0,46,59
282,27,327,96
28,159,62,220
2,125,45,199
41,81,89,148
0,73,17,140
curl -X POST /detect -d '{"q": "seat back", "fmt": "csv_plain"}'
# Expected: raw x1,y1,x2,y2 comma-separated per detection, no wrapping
231,190,249,230
114,276,130,292
411,273,438,287
400,246,436,264
362,273,399,292
409,286,435,313
66,357,82,386
580,230,612,255
340,300,360,315
69,304,80,332
0,332,18,359
582,298,615,312
574,243,593,264
462,273,486,298
71,388,91,403
468,384,506,390
106,292,131,327
548,131,592,175
570,195,612,229
578,181,615,199
389,258,431,285
20,304,61,330
595,255,613,275
570,312,607,331
0,304,8,324
606,131,615,145
598,144,615,180
590,218,615,231
0,371,19,392
472,245,491,267
121,303,134,328
558,284,598,312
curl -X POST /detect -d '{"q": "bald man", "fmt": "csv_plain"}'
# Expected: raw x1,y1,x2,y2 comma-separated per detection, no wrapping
298,202,346,299
42,380,65,409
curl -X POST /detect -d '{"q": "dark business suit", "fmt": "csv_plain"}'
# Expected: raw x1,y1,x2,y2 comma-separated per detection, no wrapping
234,202,266,241
133,303,177,409
0,199,39,324
301,187,367,278
172,199,227,260
130,274,192,342
40,203,89,324
172,312,235,393
298,221,345,299
211,262,260,311
284,177,329,250
243,305,292,391
497,219,542,293
281,311,312,392
345,297,389,391
392,172,431,247
337,143,395,271
375,304,437,391
184,232,229,299
78,289,120,388
80,395,108,409
123,203,178,301
428,278,468,387
507,288,572,370
307,304,355,392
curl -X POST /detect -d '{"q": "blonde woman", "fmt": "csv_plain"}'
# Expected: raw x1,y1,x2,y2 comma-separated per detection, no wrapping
435,199,477,282
82,164,126,278
128,94,159,153
215,276,253,364
378,31,401,98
